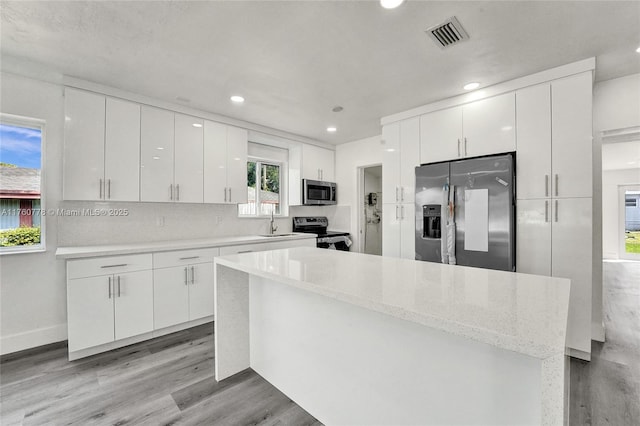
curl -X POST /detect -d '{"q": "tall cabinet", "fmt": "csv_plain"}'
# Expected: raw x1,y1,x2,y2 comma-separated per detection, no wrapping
382,117,420,259
516,72,593,357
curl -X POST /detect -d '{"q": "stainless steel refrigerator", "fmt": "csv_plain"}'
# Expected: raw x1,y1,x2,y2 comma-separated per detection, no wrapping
414,153,515,271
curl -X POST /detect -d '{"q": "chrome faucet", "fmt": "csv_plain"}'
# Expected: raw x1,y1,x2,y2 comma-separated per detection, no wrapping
269,208,278,235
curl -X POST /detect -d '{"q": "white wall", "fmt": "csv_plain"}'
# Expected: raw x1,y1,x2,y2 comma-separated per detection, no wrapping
0,72,68,354
335,135,383,252
593,73,640,133
602,168,640,258
0,70,344,354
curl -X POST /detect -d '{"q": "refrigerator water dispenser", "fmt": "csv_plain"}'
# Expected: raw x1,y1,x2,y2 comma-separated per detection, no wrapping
423,204,441,239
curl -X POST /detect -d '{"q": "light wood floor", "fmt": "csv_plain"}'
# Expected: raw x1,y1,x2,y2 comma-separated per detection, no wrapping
2,260,638,425
0,325,320,425
569,260,640,425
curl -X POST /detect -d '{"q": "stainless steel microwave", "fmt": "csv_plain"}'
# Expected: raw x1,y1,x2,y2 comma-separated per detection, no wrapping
302,179,337,205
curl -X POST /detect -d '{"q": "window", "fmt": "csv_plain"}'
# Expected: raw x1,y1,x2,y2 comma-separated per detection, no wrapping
239,159,282,216
0,115,45,253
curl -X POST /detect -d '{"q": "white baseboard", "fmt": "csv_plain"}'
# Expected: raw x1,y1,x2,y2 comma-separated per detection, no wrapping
592,322,606,343
1,323,67,355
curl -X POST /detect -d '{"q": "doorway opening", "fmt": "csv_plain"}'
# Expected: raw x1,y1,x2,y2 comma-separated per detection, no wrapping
620,185,640,260
358,165,382,255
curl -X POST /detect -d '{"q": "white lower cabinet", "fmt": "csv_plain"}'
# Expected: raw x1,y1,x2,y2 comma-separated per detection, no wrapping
517,197,592,355
382,203,414,259
153,248,218,330
66,254,153,353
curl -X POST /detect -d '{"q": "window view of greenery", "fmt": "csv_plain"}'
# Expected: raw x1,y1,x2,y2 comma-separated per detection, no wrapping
0,123,42,248
239,160,281,216
625,191,640,254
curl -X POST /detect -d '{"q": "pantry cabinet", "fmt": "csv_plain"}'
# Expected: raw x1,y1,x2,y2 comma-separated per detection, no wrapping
153,248,218,329
419,92,516,164
203,121,248,204
382,118,419,259
64,89,141,201
302,144,335,182
66,254,153,352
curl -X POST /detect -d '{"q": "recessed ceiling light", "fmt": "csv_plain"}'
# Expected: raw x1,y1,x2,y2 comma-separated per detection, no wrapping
192,123,203,128
464,82,480,91
636,47,640,53
156,147,164,150
332,106,344,113
230,95,245,103
327,126,337,133
380,0,405,9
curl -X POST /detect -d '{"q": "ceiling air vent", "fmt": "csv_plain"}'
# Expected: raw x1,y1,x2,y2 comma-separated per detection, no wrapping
426,16,469,49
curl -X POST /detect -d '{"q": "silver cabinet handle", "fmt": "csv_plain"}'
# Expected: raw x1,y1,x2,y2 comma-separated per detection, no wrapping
395,187,399,202
545,200,549,223
99,178,103,199
238,250,253,253
107,179,111,199
169,184,173,201
184,267,189,285
101,264,128,268
117,275,121,297
464,137,468,156
108,276,112,299
545,175,549,197
555,199,559,222
395,205,399,220
224,187,227,202
228,187,231,202
176,184,180,201
401,205,405,219
400,187,404,202
179,256,200,260
191,266,195,284
555,174,559,197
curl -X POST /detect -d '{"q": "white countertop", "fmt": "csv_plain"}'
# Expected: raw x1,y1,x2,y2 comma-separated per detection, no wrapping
55,233,316,259
215,247,571,360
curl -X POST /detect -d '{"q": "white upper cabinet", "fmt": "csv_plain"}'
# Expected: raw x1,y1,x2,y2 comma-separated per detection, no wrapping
419,93,516,164
64,88,106,201
203,121,248,204
174,114,204,203
462,92,516,158
105,98,140,201
302,144,335,182
551,72,593,198
140,106,175,202
420,107,462,164
382,122,400,202
516,83,552,200
399,117,420,203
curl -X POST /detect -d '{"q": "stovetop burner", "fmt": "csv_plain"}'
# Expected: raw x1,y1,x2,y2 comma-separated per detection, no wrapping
292,217,349,238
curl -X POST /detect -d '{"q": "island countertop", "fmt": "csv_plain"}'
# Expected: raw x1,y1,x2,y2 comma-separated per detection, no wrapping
215,246,571,360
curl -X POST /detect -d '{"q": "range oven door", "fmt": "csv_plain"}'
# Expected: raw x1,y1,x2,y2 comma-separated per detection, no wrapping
302,179,337,205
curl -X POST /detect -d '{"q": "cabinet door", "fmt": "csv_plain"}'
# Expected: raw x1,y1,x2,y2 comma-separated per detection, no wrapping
188,262,215,320
140,106,174,202
174,114,204,203
67,276,114,352
463,92,516,158
399,117,420,203
382,203,401,258
153,266,190,329
516,199,551,275
551,72,593,198
400,203,416,260
63,88,105,201
382,123,401,204
419,107,462,164
226,126,249,204
105,98,140,201
302,144,335,182
203,121,228,204
516,84,551,200
114,270,154,340
551,197,592,354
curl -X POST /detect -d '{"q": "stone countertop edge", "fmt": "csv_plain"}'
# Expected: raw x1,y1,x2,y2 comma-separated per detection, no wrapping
214,251,570,361
55,233,317,259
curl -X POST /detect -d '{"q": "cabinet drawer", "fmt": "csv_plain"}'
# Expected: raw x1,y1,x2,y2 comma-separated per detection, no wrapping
67,254,152,280
219,243,265,255
153,248,219,269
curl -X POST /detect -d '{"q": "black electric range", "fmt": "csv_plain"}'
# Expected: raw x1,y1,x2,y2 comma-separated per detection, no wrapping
292,217,351,251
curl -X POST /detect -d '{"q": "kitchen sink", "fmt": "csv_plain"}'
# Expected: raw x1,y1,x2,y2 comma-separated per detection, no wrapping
259,233,297,237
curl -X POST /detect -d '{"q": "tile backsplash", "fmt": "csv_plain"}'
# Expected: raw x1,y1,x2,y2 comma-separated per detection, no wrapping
56,201,350,246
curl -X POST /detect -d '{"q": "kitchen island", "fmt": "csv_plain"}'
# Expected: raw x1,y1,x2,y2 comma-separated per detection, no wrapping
214,247,571,425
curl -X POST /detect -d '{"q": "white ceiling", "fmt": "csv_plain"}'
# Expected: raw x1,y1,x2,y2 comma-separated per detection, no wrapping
1,1,639,145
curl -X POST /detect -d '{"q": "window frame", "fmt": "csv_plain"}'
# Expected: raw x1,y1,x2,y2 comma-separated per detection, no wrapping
238,155,286,218
0,113,46,255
